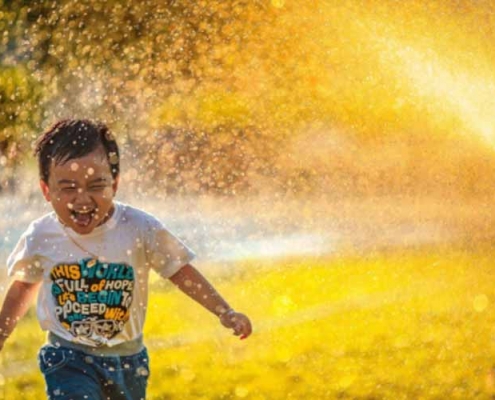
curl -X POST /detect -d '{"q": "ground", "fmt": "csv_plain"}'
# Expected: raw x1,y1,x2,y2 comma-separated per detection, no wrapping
1,246,495,399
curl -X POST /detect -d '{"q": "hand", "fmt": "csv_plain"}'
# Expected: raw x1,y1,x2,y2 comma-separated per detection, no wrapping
219,310,252,340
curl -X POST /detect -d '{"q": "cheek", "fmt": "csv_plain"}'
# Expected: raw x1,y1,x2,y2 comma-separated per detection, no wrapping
102,187,114,199
51,199,71,216
51,192,71,208
52,195,64,205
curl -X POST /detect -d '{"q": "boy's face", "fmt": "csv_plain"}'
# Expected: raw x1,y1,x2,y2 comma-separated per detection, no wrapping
39,147,119,235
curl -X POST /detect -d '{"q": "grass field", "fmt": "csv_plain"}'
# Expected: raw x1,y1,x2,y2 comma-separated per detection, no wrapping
1,246,495,399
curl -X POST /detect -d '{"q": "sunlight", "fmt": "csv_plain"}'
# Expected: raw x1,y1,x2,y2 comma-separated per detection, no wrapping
383,38,495,147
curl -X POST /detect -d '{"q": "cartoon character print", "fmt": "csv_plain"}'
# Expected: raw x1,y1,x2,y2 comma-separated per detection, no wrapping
50,258,134,341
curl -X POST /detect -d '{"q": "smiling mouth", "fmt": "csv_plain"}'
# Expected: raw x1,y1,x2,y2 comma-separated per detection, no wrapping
71,209,96,227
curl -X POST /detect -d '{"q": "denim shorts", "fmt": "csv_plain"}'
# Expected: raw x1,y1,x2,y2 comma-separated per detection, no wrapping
38,344,150,400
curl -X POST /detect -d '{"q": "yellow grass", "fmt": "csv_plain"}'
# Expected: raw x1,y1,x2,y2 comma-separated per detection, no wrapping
1,246,495,399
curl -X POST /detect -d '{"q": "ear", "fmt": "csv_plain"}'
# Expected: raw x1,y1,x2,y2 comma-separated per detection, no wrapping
112,175,120,196
39,180,51,202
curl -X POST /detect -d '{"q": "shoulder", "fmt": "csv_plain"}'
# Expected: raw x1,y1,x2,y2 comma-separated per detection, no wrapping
117,202,164,230
7,212,58,266
24,212,60,239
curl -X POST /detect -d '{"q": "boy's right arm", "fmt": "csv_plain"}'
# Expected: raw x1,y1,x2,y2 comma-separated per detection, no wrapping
0,280,41,351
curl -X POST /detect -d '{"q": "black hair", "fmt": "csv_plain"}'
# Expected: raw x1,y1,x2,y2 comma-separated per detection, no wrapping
34,119,120,183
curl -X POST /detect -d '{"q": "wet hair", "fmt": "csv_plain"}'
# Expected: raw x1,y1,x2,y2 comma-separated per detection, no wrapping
34,119,120,183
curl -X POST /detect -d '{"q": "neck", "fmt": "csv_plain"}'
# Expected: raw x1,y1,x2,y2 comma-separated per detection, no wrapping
97,203,115,227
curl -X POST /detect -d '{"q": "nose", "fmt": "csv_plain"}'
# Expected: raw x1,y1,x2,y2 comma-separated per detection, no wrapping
73,188,94,209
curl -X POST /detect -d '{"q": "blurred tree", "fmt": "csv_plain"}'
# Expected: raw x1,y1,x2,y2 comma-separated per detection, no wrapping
0,0,283,194
0,2,42,192
0,66,42,192
8,1,272,123
0,0,287,194
2,0,495,196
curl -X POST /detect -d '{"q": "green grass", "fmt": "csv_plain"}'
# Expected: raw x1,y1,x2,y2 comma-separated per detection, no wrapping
1,246,495,399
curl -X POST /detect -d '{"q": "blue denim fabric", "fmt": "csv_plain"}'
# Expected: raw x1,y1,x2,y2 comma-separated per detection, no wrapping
38,344,150,400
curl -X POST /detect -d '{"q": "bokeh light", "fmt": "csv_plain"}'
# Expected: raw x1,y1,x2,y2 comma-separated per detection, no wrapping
1,1,495,399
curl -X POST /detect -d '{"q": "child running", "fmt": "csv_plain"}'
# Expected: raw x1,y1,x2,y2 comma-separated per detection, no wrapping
0,119,252,399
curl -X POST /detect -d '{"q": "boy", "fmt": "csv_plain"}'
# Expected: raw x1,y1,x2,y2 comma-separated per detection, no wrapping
0,119,252,400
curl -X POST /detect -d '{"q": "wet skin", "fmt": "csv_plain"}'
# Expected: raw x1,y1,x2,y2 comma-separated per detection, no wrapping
39,147,119,235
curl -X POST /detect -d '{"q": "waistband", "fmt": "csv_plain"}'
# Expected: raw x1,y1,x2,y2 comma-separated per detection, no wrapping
47,332,144,356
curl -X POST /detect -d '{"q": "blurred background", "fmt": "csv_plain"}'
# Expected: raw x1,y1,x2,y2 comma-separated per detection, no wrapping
1,1,495,399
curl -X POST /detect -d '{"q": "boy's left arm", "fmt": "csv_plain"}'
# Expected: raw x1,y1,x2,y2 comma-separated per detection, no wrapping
169,264,252,340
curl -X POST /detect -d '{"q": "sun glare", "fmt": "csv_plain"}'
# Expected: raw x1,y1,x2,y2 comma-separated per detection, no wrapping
383,40,495,147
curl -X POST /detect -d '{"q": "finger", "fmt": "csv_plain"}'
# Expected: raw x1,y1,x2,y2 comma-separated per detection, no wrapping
232,321,245,335
234,321,251,338
240,324,252,340
232,323,243,336
240,328,251,340
244,320,252,336
237,319,252,335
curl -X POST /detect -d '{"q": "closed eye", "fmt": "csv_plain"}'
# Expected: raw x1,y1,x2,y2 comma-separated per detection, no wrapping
89,185,107,191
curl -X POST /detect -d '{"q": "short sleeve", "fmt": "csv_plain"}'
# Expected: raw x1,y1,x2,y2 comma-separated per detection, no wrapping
144,216,195,279
7,225,44,283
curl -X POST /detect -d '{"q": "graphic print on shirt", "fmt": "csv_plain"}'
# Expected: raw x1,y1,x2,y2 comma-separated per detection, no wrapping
50,258,134,342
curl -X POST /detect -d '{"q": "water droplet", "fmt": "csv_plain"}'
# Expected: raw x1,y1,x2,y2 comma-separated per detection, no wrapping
474,294,488,312
215,305,227,314
271,0,285,8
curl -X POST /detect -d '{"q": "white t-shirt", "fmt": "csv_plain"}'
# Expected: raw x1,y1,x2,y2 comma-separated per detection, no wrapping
7,202,195,348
